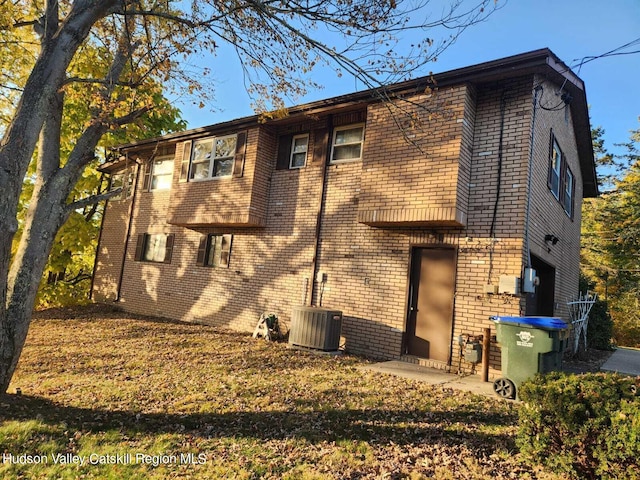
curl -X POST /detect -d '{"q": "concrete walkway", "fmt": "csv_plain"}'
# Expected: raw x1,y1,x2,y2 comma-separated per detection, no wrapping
362,348,640,400
361,361,495,397
601,347,640,376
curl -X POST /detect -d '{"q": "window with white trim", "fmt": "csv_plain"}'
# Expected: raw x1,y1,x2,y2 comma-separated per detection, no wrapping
563,166,574,217
190,134,237,180
290,134,309,169
330,124,364,163
109,167,134,201
150,156,174,190
549,138,562,200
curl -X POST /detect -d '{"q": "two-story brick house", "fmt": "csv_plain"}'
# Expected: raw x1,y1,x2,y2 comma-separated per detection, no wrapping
91,49,597,374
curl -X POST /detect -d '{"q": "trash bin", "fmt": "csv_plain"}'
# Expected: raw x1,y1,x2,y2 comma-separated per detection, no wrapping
490,316,568,399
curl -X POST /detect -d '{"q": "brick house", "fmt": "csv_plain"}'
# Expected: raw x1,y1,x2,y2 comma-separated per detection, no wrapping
91,49,597,375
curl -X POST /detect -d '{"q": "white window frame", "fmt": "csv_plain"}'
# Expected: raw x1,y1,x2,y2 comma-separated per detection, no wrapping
549,139,562,200
109,167,134,201
563,167,574,217
189,134,237,181
330,124,365,164
289,134,309,169
150,155,174,190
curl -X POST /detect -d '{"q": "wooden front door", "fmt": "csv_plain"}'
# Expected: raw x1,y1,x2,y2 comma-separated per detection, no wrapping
406,248,456,362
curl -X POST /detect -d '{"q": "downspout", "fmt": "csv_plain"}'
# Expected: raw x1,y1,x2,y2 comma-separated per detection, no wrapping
523,85,543,270
310,117,332,306
89,182,107,300
116,156,141,301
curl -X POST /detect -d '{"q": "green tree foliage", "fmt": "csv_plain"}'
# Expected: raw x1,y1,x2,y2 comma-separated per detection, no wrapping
4,19,186,308
582,121,640,347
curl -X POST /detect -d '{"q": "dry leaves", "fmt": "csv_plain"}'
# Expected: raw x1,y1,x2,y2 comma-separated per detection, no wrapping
0,305,565,479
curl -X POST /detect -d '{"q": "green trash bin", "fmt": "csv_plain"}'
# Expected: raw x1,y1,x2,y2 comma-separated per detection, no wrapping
490,316,568,399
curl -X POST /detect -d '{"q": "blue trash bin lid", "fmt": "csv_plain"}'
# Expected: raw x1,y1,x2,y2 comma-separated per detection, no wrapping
490,316,568,330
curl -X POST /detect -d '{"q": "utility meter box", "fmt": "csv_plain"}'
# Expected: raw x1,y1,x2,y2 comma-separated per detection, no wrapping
499,275,520,295
522,268,537,294
464,342,482,363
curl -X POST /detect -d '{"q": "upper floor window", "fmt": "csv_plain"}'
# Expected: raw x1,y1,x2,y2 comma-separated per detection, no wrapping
150,155,174,190
190,134,237,180
290,134,309,169
549,138,562,200
563,166,574,217
548,131,575,219
134,233,174,264
109,167,134,201
331,124,364,163
178,132,246,182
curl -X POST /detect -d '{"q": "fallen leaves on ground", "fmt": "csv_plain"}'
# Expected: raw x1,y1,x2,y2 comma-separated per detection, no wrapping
0,305,565,479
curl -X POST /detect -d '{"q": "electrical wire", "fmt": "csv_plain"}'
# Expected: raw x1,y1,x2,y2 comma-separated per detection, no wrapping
572,37,640,75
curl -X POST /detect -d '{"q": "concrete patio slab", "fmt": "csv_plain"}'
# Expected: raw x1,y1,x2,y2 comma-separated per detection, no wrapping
361,361,495,397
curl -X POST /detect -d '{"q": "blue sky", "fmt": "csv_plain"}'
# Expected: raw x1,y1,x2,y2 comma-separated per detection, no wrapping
174,0,640,160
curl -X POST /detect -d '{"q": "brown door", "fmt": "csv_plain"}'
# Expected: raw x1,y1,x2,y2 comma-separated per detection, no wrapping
406,248,456,362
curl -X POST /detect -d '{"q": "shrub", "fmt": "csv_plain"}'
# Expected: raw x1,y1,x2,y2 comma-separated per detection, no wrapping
587,299,614,351
517,372,639,479
609,291,640,348
579,274,614,350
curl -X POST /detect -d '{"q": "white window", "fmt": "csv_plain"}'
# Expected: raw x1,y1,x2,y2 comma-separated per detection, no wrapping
549,139,562,200
190,134,237,180
563,167,574,217
290,134,309,169
150,156,174,190
109,168,134,200
330,124,364,163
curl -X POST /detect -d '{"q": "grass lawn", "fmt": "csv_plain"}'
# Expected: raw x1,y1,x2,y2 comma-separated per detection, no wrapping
1,305,562,479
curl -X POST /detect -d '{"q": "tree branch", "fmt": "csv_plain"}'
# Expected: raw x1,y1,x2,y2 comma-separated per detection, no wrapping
111,105,153,127
66,188,121,214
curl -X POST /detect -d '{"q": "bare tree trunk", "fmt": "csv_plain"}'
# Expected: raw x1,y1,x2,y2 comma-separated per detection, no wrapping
1,183,70,392
0,92,111,393
1,86,67,392
0,0,118,394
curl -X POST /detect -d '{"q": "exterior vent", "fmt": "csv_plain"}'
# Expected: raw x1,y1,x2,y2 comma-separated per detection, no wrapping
289,306,343,351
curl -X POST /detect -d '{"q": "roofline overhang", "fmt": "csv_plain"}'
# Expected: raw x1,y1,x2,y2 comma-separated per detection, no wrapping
105,48,598,196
